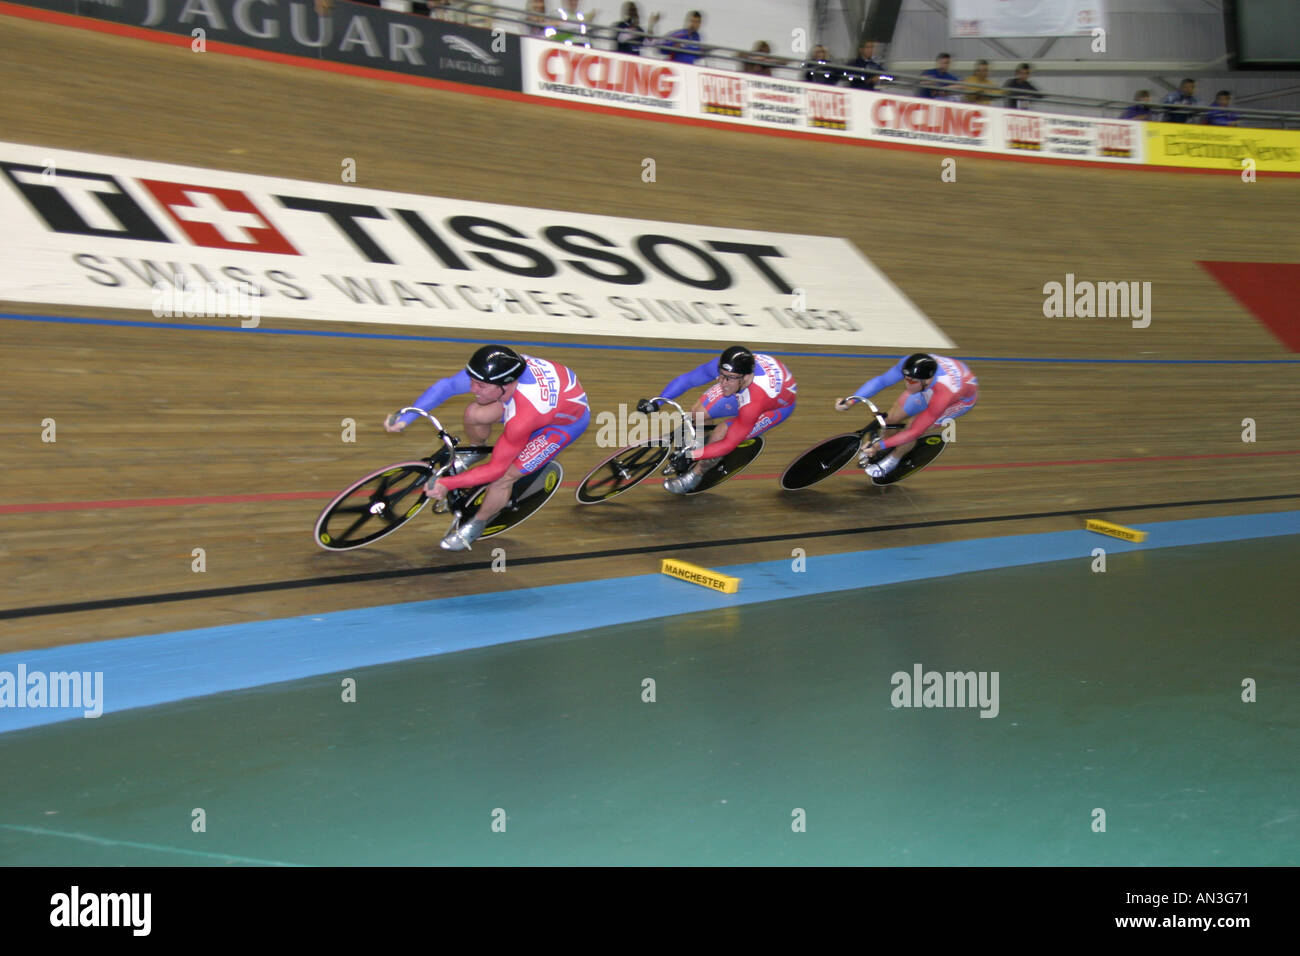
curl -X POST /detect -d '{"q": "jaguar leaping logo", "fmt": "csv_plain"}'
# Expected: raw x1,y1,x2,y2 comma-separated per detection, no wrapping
442,35,499,65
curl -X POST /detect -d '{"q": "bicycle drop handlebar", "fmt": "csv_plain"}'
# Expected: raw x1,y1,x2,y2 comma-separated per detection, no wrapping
648,396,698,449
395,406,459,458
841,396,890,434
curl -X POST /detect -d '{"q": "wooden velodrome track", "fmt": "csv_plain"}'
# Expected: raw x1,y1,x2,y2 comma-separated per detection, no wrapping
1,14,1297,651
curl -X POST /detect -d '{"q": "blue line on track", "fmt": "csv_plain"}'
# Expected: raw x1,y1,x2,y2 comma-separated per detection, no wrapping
4,312,1298,364
1,512,1296,734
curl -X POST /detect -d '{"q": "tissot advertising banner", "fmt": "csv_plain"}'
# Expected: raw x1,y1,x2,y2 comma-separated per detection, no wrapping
0,142,957,348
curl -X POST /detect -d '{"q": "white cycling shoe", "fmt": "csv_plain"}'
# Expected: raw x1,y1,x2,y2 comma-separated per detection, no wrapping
664,470,703,495
440,517,486,551
863,455,900,479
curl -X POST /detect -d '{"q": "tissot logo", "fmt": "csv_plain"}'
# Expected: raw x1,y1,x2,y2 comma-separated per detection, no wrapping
0,164,169,241
2,159,800,290
0,162,299,253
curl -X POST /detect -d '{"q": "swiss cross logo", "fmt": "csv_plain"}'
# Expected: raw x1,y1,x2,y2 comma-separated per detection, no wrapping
138,180,299,255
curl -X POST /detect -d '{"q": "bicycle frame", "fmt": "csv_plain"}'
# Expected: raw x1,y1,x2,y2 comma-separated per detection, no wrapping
393,406,493,514
646,396,701,453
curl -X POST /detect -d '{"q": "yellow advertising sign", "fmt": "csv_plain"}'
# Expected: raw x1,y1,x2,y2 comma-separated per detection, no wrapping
1145,123,1300,174
1085,519,1148,543
660,559,741,594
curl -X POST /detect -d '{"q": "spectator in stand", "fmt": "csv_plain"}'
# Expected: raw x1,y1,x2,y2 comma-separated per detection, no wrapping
919,53,960,100
659,10,703,64
1119,90,1153,121
743,40,776,76
552,1,598,46
613,2,660,55
428,0,492,26
803,44,841,85
962,59,999,104
1206,90,1239,126
1002,62,1041,109
1161,78,1199,123
844,39,884,91
524,0,556,37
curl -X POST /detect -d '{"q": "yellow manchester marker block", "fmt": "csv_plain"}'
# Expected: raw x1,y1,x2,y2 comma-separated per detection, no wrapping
1086,519,1147,543
660,559,741,594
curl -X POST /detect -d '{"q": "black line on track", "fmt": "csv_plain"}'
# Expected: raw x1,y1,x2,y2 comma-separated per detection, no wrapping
2,493,1297,621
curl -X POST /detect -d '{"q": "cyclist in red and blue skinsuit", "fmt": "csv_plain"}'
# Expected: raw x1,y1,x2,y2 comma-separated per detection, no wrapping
837,352,977,478
642,345,797,494
385,345,589,550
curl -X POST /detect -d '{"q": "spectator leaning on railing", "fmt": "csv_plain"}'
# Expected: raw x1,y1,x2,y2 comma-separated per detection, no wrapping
1003,62,1041,110
1206,90,1239,126
659,10,704,64
844,39,884,91
613,2,659,54
1161,78,1199,123
1119,90,1153,121
743,40,776,76
962,59,999,105
803,45,842,85
524,0,557,37
919,53,960,100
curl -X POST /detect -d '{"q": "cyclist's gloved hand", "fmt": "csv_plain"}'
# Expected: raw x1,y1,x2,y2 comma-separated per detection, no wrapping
636,398,660,415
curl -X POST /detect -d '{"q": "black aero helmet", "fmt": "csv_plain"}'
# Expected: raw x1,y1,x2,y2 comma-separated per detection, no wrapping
902,352,938,381
718,345,755,376
466,344,525,385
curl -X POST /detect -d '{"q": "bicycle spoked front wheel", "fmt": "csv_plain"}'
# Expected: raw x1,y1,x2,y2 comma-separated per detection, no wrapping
575,441,671,504
314,460,436,551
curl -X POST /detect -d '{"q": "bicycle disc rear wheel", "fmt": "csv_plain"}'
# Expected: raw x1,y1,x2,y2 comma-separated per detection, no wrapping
780,434,862,490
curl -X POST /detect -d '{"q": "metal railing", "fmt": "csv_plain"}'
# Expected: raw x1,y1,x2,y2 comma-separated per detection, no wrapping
385,0,1300,128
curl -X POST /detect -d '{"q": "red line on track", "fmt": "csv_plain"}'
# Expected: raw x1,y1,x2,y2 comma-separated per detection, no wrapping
3,449,1296,514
